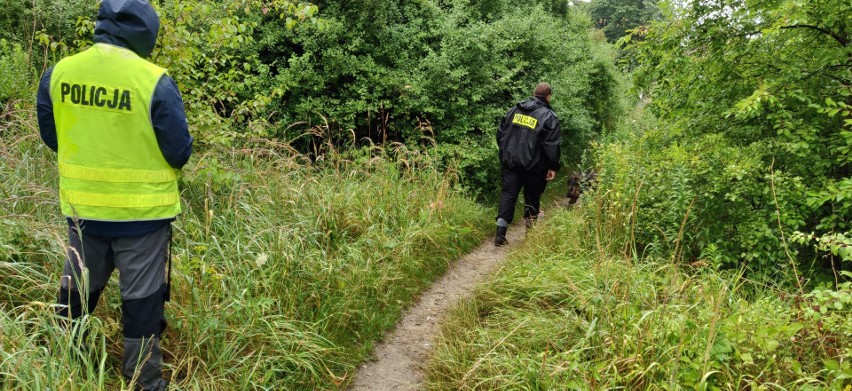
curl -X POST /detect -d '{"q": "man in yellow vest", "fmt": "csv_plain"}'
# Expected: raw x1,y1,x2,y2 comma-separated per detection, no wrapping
36,1,192,389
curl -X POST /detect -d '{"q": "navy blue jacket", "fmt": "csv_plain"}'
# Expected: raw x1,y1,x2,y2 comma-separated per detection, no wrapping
36,0,192,238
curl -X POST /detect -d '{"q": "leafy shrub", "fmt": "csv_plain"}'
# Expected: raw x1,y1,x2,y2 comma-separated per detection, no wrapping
0,39,31,103
591,0,851,282
4,0,623,198
586,0,661,43
219,1,623,197
434,137,501,201
0,0,97,75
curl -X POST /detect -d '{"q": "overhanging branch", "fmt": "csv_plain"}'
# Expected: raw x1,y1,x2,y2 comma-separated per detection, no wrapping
780,24,849,47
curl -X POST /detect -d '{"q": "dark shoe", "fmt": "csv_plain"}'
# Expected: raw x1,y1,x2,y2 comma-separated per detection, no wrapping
494,226,508,246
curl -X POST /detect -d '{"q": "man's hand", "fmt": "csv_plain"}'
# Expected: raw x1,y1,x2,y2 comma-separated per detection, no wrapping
546,170,557,181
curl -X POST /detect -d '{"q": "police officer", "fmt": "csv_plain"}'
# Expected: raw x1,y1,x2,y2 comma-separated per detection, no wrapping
36,1,192,389
495,83,561,245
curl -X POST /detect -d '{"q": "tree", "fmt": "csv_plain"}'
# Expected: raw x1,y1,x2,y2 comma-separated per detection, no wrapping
620,0,851,277
588,0,660,42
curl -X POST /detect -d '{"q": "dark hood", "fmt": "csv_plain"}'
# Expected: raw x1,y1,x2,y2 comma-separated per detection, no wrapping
517,96,550,111
93,0,160,58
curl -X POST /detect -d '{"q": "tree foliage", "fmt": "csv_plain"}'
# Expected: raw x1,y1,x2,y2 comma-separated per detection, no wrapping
588,0,660,43
243,0,623,197
1,0,623,199
598,0,851,280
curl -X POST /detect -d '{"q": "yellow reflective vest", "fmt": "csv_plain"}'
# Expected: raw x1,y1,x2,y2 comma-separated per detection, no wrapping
50,43,181,221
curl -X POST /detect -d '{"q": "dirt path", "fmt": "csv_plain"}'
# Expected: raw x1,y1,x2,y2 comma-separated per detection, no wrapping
348,224,526,391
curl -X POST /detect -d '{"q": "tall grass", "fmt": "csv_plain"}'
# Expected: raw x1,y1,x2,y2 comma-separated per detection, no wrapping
425,102,850,389
1,111,490,389
425,205,850,390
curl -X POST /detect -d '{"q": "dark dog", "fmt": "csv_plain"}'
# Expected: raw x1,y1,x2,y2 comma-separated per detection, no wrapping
566,173,582,205
566,170,598,205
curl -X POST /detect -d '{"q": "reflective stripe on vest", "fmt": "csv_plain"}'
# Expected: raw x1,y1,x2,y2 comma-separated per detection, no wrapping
59,162,176,183
50,43,181,221
60,189,180,208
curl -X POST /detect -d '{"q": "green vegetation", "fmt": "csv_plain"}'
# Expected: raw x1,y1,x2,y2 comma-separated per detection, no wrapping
0,121,489,388
425,0,850,387
587,0,660,43
0,0,622,199
426,207,851,389
0,2,620,385
2,0,850,389
616,0,851,279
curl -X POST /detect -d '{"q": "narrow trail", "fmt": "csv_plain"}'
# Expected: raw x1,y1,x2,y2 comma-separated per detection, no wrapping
348,224,527,391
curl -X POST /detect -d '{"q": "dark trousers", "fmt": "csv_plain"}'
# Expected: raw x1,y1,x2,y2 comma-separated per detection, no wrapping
497,167,548,224
57,224,170,390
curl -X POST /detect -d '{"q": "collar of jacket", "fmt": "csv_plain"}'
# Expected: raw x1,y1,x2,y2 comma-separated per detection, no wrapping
532,95,551,109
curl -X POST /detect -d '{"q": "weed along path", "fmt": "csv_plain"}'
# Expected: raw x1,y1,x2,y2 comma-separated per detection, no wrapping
348,224,527,390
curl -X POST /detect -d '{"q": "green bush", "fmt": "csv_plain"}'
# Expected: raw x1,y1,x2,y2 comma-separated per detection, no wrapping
0,0,97,73
594,121,812,275
0,39,32,103
3,0,622,198
165,0,621,197
591,0,851,282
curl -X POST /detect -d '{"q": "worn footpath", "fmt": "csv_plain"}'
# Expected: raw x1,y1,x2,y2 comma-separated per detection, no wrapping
348,224,527,390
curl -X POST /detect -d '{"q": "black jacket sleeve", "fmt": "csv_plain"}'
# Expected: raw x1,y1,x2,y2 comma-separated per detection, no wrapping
497,109,512,158
151,75,193,169
37,67,58,152
540,115,561,171
496,113,506,144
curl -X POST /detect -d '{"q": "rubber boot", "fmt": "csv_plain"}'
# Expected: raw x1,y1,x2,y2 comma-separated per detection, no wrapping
123,337,167,391
494,226,508,246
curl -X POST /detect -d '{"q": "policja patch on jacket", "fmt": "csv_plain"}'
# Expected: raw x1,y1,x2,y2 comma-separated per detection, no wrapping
511,113,538,130
59,82,133,112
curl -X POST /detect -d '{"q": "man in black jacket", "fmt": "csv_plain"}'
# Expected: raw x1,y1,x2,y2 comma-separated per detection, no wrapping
495,83,561,245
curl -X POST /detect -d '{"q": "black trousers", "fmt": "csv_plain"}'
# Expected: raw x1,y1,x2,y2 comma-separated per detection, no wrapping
497,167,548,223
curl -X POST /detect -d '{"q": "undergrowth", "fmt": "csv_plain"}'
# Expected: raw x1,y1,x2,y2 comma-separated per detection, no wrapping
0,113,490,389
426,206,851,390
